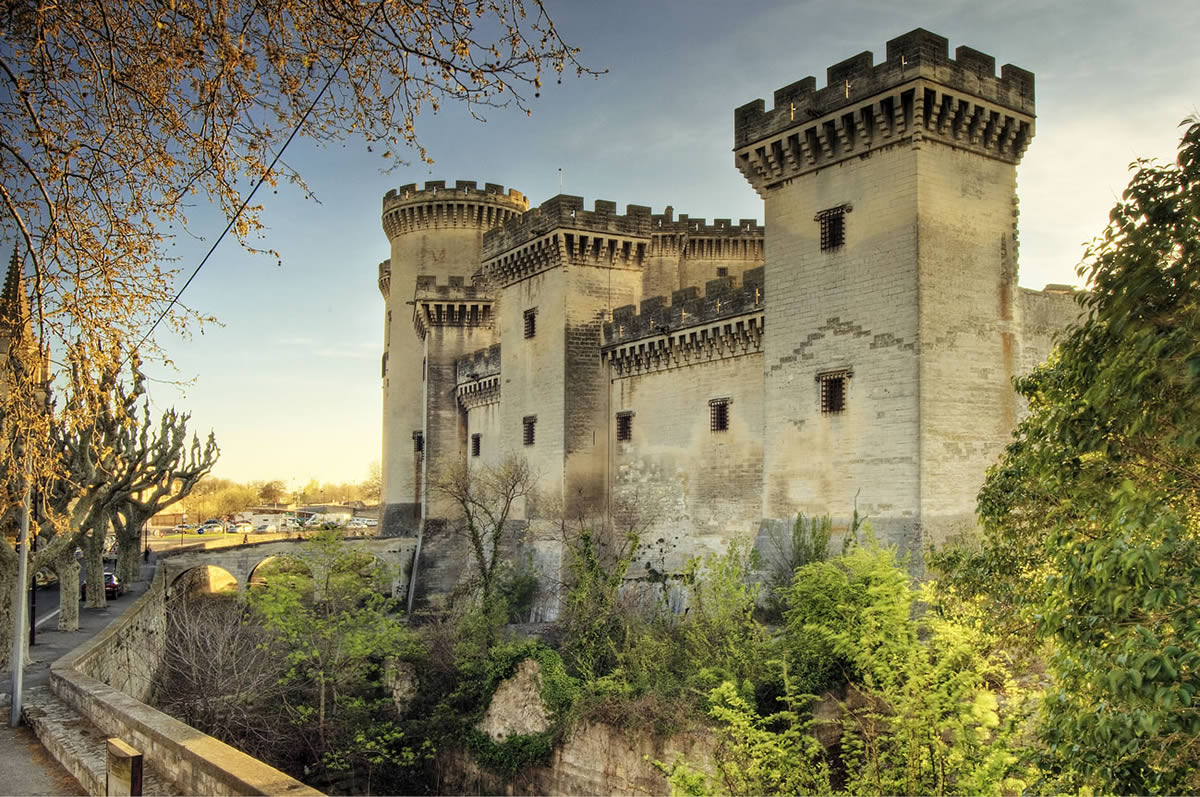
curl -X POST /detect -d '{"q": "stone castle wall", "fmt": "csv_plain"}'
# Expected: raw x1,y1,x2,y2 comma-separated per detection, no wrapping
379,28,1078,608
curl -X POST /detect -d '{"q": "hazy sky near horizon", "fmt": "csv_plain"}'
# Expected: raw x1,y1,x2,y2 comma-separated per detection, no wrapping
146,0,1200,486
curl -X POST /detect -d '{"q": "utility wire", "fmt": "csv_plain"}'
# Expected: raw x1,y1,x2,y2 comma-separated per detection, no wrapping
130,3,386,362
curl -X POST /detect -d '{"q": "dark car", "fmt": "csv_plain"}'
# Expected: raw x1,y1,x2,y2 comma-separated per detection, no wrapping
81,571,123,600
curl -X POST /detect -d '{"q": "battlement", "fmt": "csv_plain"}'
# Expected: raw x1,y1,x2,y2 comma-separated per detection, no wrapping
455,343,502,384
413,274,491,300
603,266,764,347
384,180,526,205
734,28,1034,150
412,276,495,339
382,179,528,240
649,207,764,238
455,344,502,409
378,260,391,299
482,195,655,260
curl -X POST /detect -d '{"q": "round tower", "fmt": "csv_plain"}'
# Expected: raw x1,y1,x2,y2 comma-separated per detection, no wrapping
378,180,527,537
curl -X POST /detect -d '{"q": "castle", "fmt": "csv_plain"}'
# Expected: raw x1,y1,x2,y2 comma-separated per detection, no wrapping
376,29,1080,609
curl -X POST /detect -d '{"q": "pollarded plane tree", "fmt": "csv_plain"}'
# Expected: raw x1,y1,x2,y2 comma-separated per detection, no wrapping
0,0,598,556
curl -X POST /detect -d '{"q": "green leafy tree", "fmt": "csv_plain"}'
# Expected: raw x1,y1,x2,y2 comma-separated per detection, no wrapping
934,119,1200,794
248,530,425,789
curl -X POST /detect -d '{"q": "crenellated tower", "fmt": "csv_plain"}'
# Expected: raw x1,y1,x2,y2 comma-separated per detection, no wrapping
378,180,527,536
734,28,1036,549
479,195,652,516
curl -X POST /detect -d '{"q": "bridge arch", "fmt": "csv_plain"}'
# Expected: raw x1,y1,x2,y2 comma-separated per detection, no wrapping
167,564,238,596
157,536,417,600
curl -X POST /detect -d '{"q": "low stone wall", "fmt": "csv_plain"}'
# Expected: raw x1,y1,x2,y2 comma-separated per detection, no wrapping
49,569,320,796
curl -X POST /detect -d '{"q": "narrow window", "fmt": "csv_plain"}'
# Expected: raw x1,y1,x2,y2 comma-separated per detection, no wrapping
524,308,537,339
412,430,425,454
709,398,731,433
616,411,633,442
523,415,537,446
381,352,388,378
471,433,481,457
815,204,851,251
818,370,851,414
716,267,729,278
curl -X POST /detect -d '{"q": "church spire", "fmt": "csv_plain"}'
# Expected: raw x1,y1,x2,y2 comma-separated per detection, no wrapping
1,247,23,325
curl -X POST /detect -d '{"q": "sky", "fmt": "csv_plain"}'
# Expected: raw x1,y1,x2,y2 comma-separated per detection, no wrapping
147,0,1200,486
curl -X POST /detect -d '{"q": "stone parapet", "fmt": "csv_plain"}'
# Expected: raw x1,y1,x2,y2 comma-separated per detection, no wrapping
455,343,501,383
382,179,528,240
456,344,502,409
647,208,764,261
734,29,1035,194
412,276,495,339
378,259,391,299
603,267,764,346
735,28,1033,148
481,196,655,287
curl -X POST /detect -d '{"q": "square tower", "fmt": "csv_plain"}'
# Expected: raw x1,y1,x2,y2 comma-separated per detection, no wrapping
734,29,1035,549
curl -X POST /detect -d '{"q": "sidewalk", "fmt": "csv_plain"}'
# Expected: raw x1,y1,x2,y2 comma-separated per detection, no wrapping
0,558,157,796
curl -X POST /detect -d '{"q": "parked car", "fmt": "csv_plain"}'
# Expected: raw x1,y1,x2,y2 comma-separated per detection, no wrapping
81,572,123,600
198,522,223,534
254,522,277,534
232,520,253,534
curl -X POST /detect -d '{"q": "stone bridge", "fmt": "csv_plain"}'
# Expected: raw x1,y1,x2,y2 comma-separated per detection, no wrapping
157,536,418,598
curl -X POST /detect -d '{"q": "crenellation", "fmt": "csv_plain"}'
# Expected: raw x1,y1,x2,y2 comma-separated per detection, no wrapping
482,194,655,261
378,259,391,299
602,266,765,347
455,343,502,383
734,28,1035,182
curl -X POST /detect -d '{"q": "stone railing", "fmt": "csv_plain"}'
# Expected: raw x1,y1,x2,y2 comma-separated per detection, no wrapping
49,568,320,796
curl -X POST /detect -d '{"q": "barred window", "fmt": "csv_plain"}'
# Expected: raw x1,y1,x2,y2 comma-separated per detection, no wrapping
709,397,731,433
815,204,851,251
716,267,729,278
616,411,633,442
523,415,537,446
412,430,425,454
524,308,537,339
818,370,851,414
471,433,481,457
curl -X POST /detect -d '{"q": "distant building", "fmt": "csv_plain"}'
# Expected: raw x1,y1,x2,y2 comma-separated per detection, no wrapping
376,29,1080,613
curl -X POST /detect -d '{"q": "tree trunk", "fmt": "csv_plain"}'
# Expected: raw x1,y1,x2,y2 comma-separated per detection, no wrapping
54,553,81,632
113,510,146,585
0,555,16,671
116,534,140,586
83,524,107,610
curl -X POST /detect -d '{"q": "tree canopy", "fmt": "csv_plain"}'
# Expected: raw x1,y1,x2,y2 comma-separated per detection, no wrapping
933,118,1200,794
0,0,595,514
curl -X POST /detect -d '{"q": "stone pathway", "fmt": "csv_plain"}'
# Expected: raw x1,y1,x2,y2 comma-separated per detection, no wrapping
0,558,160,795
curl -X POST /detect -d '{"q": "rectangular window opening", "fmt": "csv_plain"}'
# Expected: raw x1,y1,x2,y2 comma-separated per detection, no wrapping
412,430,425,455
815,204,851,252
818,370,851,414
716,267,729,278
616,411,633,442
471,433,481,457
709,398,731,433
524,308,537,339
522,415,537,446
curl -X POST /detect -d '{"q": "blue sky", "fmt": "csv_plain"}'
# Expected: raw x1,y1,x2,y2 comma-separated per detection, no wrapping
148,0,1200,485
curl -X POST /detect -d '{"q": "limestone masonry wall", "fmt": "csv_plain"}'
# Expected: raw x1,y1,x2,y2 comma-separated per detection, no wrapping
380,28,1074,609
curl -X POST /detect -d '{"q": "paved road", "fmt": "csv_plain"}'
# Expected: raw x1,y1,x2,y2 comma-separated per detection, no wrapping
0,556,158,796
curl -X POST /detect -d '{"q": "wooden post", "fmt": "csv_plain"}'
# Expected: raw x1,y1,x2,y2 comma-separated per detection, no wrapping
106,738,143,796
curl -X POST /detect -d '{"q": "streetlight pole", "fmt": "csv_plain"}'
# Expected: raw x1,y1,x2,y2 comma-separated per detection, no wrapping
9,466,31,728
